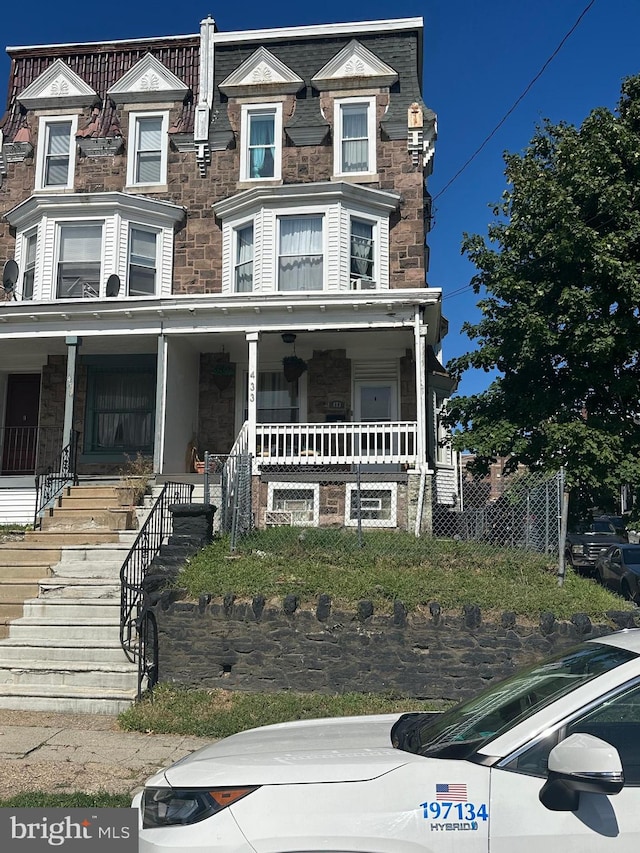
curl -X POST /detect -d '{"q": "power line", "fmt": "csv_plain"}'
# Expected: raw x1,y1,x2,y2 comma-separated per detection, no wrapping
432,0,598,204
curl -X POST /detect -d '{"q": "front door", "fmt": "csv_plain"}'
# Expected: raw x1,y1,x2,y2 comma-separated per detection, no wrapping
2,374,41,473
354,380,398,470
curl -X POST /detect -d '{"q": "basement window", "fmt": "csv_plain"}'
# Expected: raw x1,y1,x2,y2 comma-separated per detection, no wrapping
345,483,397,527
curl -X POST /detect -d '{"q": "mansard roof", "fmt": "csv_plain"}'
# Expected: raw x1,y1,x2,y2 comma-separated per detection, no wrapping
0,35,199,142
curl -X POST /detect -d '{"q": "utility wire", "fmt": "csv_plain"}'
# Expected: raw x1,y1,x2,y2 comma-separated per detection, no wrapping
432,0,598,203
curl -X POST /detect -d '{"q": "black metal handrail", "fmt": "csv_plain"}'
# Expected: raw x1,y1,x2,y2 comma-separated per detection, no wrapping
33,431,79,529
120,481,194,698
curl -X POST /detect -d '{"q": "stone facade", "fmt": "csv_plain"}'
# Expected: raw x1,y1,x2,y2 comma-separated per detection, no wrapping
153,595,639,702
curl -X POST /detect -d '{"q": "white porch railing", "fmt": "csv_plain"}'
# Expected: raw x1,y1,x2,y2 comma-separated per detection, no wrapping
254,421,418,466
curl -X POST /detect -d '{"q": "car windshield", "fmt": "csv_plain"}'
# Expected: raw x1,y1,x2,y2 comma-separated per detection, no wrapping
393,642,637,760
591,520,616,533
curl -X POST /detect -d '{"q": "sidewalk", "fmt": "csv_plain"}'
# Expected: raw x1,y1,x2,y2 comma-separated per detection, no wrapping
0,709,211,799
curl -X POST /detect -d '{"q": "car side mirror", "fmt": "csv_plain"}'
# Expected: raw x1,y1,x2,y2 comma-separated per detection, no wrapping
539,733,624,812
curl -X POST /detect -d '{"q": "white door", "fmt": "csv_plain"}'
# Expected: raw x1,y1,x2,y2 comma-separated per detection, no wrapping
489,678,640,852
354,382,397,421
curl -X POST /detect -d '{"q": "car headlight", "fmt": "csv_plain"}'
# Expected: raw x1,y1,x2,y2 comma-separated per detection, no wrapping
142,786,259,828
571,545,584,555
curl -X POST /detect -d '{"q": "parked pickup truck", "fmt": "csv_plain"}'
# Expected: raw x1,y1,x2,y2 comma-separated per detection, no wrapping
565,518,627,575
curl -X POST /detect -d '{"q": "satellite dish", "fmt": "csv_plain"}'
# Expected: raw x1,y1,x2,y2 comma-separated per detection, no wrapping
105,274,121,297
2,259,19,295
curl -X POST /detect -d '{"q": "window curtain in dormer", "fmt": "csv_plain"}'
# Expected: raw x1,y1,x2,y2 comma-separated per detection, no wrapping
342,105,368,172
235,225,254,292
249,114,275,178
278,216,323,291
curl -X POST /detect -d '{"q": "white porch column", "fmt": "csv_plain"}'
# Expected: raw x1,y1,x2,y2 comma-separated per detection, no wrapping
413,307,428,470
154,333,167,474
246,332,259,461
63,336,81,450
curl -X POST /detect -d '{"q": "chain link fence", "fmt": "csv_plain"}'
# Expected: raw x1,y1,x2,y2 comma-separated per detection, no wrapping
434,468,564,555
198,452,563,560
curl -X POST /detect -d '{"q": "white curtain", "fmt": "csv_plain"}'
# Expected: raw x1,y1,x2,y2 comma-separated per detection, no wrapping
342,105,368,172
279,216,323,291
235,224,254,292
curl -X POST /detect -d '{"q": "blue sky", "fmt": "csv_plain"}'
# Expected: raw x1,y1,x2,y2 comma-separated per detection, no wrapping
1,1,639,398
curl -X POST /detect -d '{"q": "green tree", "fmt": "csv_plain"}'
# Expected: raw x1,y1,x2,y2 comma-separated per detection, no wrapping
447,74,640,513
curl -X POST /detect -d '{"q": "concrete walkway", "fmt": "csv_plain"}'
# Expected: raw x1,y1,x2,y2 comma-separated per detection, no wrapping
0,709,211,799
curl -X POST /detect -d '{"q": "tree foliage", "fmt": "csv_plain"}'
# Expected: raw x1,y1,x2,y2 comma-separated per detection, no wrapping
447,74,640,510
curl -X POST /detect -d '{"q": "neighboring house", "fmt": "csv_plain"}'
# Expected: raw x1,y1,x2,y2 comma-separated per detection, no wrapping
0,14,455,530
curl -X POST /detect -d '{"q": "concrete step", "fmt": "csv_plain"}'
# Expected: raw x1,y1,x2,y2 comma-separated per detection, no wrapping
0,603,26,618
41,508,135,531
0,683,137,715
8,617,120,642
0,547,61,566
0,659,138,690
39,578,120,599
23,531,121,546
0,565,52,579
23,598,121,620
57,495,130,510
0,581,40,599
65,485,134,501
0,638,130,664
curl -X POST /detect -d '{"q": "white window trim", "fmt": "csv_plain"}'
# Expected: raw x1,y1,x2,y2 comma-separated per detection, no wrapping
240,103,283,182
232,220,254,293
19,227,39,301
127,224,160,297
349,215,378,290
267,481,319,527
55,219,105,300
333,96,377,178
35,115,78,191
345,482,397,528
126,111,169,188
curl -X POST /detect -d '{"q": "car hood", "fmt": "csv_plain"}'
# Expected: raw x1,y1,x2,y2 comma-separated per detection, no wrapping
155,713,416,788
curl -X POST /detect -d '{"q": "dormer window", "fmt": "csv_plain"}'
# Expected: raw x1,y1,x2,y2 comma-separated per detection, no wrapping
22,231,38,300
334,97,376,177
35,116,78,190
241,104,282,181
127,112,169,187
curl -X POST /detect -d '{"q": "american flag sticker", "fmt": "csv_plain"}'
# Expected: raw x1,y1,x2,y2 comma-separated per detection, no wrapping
436,783,468,802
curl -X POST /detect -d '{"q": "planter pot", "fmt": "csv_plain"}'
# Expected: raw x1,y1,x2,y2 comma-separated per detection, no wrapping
212,372,234,391
283,357,307,382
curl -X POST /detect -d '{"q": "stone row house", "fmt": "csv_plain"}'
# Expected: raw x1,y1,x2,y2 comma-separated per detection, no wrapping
0,14,457,531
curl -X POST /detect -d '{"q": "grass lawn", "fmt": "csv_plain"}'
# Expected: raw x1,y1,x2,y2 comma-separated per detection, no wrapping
176,527,633,621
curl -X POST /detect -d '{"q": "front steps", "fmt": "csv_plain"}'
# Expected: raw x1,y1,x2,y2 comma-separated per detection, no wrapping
0,483,143,714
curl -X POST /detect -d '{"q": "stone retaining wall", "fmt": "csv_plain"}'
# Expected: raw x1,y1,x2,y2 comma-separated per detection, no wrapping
153,594,640,703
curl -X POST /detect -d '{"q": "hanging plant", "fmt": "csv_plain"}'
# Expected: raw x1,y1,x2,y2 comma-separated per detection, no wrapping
211,360,235,391
283,355,307,382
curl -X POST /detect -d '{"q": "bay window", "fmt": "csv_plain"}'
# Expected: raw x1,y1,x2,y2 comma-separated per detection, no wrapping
22,232,37,300
128,227,157,296
57,223,102,299
234,224,254,292
350,219,375,288
278,215,323,291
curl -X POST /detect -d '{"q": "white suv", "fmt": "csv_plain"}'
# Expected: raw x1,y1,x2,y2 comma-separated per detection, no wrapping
134,629,640,852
